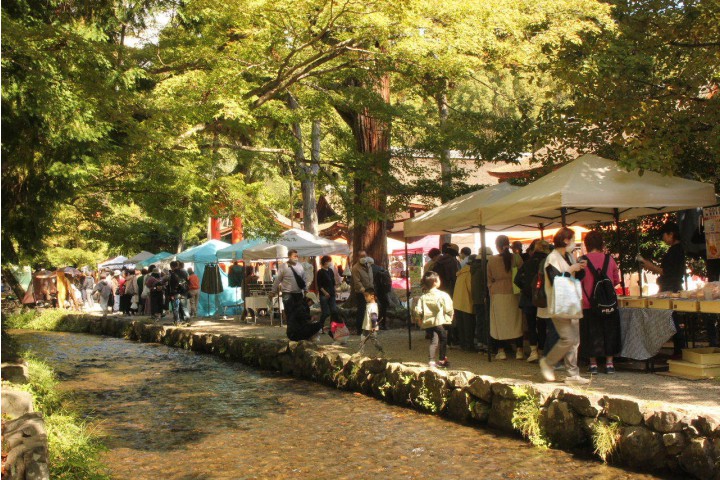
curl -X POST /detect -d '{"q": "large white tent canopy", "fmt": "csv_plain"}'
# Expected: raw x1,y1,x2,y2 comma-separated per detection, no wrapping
242,229,349,260
482,154,717,229
403,182,519,237
98,255,130,269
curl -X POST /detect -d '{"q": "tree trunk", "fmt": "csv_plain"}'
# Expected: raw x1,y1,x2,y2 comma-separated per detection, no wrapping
2,266,26,300
437,89,452,247
338,75,391,267
287,96,320,235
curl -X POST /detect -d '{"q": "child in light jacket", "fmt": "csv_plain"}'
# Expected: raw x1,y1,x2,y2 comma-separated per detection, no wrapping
414,272,454,368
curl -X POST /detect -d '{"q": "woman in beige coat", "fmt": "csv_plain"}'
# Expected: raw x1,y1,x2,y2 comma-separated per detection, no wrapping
487,235,524,360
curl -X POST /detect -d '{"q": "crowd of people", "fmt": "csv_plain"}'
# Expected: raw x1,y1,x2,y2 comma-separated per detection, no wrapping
407,222,700,384
76,262,200,323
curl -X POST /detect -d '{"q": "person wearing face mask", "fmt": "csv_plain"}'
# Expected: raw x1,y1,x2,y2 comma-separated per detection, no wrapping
351,250,374,335
539,227,589,385
317,255,338,329
272,249,322,341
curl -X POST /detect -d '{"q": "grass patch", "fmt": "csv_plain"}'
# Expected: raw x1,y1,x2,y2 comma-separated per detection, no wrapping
591,420,621,463
511,386,549,448
5,353,110,479
4,309,88,332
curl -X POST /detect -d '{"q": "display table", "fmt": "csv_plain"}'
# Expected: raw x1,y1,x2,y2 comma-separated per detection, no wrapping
619,307,676,360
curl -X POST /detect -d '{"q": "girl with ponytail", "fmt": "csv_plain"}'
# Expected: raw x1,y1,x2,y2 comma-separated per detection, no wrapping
487,235,524,360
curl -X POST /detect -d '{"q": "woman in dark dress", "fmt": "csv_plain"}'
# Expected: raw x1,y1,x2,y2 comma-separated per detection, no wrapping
146,271,165,319
640,222,686,356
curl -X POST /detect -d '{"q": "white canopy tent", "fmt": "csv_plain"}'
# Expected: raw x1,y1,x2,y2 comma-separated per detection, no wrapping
98,255,130,270
242,229,349,260
404,182,520,236
482,154,717,229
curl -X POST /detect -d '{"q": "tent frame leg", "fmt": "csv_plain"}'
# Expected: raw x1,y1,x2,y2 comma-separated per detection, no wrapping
480,226,491,363
405,239,412,350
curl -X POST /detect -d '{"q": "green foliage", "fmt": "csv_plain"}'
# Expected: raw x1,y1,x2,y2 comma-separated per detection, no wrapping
4,309,88,333
511,386,549,448
6,354,110,479
591,420,621,463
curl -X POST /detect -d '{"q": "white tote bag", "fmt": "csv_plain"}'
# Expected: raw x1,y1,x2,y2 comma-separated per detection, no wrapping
551,273,583,319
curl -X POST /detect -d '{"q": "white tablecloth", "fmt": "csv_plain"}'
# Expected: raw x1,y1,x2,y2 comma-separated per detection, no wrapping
619,308,676,360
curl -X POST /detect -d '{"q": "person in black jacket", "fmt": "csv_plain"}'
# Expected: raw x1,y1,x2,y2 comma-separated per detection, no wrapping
317,255,338,328
515,240,550,362
432,243,461,296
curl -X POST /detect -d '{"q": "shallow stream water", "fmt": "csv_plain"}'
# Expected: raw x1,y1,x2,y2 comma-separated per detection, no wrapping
12,331,676,480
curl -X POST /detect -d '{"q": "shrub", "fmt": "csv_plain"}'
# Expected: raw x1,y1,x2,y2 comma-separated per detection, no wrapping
4,309,87,332
591,420,621,463
511,386,549,448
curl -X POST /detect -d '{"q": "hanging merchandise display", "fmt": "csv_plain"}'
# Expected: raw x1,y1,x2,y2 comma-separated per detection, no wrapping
201,264,224,294
228,262,244,288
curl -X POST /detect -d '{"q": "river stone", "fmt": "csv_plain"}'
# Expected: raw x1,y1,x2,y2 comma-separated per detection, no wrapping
361,357,388,374
692,415,720,438
644,410,685,433
601,396,643,426
466,376,493,403
679,438,716,480
386,363,419,406
447,371,475,389
2,362,29,384
446,389,473,423
488,397,516,432
555,390,599,418
662,432,688,455
471,401,491,424
491,381,518,399
410,369,449,414
2,389,34,419
541,399,587,449
618,426,665,470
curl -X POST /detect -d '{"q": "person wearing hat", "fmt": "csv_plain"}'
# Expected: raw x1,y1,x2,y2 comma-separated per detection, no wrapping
514,239,551,362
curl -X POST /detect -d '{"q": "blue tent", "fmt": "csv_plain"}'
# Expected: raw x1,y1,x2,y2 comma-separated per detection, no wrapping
136,252,173,269
215,238,264,261
177,240,235,317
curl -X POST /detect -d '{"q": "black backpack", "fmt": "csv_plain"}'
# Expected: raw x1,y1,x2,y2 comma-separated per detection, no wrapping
581,255,618,315
531,258,548,308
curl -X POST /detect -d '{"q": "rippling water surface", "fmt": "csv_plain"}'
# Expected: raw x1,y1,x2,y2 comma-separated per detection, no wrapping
13,331,675,480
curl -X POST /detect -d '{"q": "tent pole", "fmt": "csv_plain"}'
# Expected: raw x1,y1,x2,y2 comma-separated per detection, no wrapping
635,221,643,297
613,208,626,295
480,226,491,363
405,238,412,350
538,223,544,239
561,208,567,227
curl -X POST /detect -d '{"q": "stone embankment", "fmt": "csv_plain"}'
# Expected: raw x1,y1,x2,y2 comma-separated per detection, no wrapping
26,315,720,479
1,358,50,480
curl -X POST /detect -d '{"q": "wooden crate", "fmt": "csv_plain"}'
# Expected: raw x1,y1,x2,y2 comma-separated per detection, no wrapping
647,298,673,309
699,300,720,314
619,297,648,308
682,348,720,366
672,299,700,312
667,359,720,378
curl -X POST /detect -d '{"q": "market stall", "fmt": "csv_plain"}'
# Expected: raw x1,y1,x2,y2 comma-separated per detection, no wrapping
176,240,232,317
135,252,174,270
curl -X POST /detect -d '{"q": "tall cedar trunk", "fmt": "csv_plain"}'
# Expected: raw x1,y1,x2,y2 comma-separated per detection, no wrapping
344,75,390,267
2,266,26,300
437,89,452,247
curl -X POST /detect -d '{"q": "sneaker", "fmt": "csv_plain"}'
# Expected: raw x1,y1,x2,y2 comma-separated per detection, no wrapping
564,375,590,385
606,365,615,374
428,361,437,368
495,350,507,360
526,349,539,363
588,364,598,374
437,358,450,369
515,349,524,360
539,357,556,382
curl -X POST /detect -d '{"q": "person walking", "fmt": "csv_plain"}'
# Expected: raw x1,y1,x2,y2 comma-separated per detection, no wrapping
414,272,454,368
272,249,322,341
92,274,113,318
82,272,95,310
351,250,373,335
187,268,200,318
579,231,621,374
317,255,338,328
487,235,524,360
453,255,476,351
539,228,589,385
358,288,385,356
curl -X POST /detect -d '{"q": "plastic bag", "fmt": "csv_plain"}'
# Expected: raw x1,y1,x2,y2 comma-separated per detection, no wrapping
550,273,582,319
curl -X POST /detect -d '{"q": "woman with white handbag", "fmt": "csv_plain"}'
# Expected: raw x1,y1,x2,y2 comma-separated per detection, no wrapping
539,228,589,385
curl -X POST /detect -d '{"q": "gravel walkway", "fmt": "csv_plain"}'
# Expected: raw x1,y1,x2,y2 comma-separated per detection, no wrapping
171,315,720,416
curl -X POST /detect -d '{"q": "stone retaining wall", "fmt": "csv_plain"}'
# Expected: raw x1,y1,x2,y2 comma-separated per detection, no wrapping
32,315,720,479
